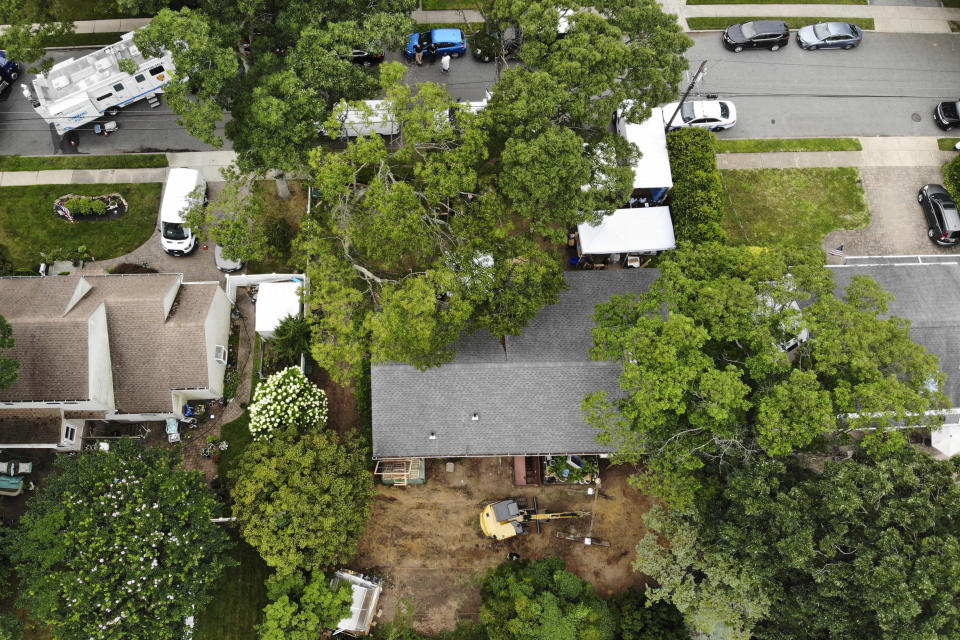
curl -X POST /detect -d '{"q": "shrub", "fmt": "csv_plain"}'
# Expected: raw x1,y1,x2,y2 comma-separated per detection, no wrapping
90,199,108,216
944,154,960,198
247,366,328,440
667,129,727,245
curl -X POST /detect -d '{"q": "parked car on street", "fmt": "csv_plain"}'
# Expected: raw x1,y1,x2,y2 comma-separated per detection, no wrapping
343,47,384,67
214,243,244,272
662,100,737,131
797,22,863,50
933,100,960,131
405,28,466,60
918,184,960,246
722,21,790,52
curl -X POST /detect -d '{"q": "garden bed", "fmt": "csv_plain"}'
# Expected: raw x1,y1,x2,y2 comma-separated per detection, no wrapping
54,193,128,222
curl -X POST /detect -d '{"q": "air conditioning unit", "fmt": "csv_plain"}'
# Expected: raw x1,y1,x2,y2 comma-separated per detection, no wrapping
214,345,228,365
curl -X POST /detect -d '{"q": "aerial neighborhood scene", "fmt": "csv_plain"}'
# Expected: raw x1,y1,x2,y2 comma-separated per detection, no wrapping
1,0,960,638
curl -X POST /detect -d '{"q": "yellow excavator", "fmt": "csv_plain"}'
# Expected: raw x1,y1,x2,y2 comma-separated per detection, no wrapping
480,498,590,540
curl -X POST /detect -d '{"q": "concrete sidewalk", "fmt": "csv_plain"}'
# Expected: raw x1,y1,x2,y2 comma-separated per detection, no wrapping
717,136,956,170
0,150,238,187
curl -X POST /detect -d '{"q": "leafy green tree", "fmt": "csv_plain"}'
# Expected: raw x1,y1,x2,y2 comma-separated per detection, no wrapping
584,243,947,508
270,315,312,366
0,0,73,73
0,314,18,389
0,612,23,640
479,558,615,640
943,153,960,198
258,570,352,639
639,449,960,640
8,439,232,640
230,430,374,575
134,0,416,171
611,587,688,640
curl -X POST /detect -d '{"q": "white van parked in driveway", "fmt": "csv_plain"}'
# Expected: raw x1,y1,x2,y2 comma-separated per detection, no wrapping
159,168,206,256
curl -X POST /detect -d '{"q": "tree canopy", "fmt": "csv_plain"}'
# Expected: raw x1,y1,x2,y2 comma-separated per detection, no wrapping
479,557,616,640
258,570,353,640
637,448,960,640
230,429,374,575
8,439,232,640
583,243,947,508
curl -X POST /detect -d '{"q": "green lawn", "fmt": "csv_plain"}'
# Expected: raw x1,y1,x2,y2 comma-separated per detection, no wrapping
194,531,270,640
720,167,869,247
26,0,150,22
938,138,960,151
716,138,862,153
688,17,875,30
688,0,867,4
422,0,479,9
0,154,168,171
416,21,486,35
0,183,161,269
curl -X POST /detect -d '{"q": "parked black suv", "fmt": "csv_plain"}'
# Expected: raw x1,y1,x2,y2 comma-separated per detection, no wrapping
934,101,960,131
722,20,790,52
919,184,960,246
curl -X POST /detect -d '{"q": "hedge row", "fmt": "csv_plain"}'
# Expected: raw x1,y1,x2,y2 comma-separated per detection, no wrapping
667,128,727,245
945,154,960,200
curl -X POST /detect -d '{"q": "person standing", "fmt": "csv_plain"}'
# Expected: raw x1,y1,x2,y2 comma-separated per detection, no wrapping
440,53,451,73
428,42,438,62
414,41,423,65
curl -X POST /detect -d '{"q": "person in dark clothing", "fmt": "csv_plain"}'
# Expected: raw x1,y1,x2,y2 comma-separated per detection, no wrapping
414,42,423,65
428,42,438,61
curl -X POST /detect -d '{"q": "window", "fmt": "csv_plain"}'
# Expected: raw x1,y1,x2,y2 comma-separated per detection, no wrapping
113,83,124,92
63,425,77,443
95,92,113,101
214,345,228,365
135,74,145,83
149,65,165,76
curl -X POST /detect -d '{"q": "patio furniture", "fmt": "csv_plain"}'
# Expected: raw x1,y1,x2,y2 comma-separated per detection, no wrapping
0,475,23,497
165,418,180,444
0,461,32,476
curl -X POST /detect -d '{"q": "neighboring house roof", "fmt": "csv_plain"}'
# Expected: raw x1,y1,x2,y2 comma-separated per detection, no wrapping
0,409,63,445
830,261,960,406
372,270,661,459
0,274,217,414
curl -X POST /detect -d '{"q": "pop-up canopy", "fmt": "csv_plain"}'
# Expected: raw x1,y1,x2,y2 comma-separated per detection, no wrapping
255,281,302,339
578,206,676,255
620,106,673,190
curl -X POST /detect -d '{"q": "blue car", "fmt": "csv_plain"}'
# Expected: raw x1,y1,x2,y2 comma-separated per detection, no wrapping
405,28,467,60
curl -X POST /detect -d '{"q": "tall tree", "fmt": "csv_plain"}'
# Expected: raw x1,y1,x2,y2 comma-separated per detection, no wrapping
258,570,353,640
479,558,616,640
583,243,947,508
230,430,374,575
0,0,72,73
0,314,18,389
133,0,416,171
8,439,232,640
638,449,960,640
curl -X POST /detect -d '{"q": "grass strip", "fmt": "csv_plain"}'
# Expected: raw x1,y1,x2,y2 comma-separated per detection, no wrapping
0,183,161,269
720,167,869,247
938,138,960,151
44,32,128,48
716,138,862,153
688,0,867,4
0,154,168,171
416,21,486,35
194,531,269,640
422,0,480,8
687,17,874,30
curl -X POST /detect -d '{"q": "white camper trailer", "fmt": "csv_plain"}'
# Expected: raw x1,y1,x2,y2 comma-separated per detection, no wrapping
26,31,174,136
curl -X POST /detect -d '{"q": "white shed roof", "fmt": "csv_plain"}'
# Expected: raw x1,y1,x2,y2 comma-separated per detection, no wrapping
620,107,673,190
931,423,960,458
333,571,382,636
255,281,302,337
578,207,676,254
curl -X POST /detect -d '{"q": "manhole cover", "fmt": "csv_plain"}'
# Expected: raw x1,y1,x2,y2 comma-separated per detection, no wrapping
912,113,922,122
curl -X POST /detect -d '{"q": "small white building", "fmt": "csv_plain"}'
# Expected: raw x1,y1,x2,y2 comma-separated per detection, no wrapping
331,570,383,637
577,206,677,257
254,281,303,339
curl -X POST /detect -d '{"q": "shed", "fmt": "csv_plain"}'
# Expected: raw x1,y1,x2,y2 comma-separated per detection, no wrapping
332,570,383,636
255,281,302,339
577,207,676,256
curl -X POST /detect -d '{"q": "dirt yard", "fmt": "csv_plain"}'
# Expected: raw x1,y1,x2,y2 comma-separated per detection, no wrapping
351,457,655,636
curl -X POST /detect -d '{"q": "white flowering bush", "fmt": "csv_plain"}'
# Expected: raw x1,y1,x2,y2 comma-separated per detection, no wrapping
248,366,328,440
9,438,231,640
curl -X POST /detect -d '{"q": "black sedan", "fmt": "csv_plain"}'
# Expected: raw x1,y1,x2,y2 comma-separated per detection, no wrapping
722,21,790,52
934,101,960,131
345,48,384,66
918,184,960,246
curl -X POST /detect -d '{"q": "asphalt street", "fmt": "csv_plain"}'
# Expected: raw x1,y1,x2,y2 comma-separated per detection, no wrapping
685,31,960,139
0,33,956,155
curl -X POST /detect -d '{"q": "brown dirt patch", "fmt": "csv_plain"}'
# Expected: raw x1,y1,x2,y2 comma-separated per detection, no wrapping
308,368,361,439
351,458,654,636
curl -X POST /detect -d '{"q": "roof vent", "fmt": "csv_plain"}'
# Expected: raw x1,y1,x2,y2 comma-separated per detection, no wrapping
471,413,479,421
429,432,437,440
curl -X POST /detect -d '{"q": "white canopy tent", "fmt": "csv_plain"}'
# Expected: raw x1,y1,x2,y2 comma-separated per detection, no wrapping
331,571,383,636
931,423,960,458
618,106,673,190
577,206,676,255
254,281,302,339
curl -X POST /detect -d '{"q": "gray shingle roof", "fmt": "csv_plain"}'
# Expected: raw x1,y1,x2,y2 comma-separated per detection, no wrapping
830,262,960,405
372,270,659,459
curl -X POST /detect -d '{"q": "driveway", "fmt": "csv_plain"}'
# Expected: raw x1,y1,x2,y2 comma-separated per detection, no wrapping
823,165,959,259
79,181,233,283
